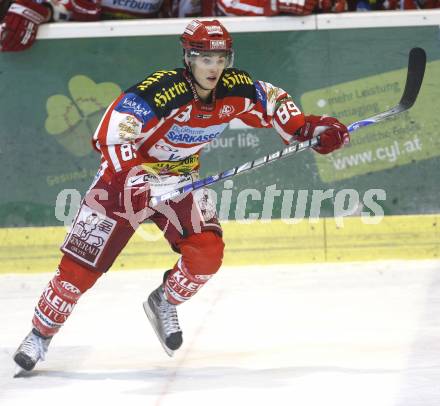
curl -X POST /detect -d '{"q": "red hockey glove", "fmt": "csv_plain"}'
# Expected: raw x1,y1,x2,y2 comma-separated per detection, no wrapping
47,0,101,21
296,115,350,155
70,0,101,21
0,0,50,52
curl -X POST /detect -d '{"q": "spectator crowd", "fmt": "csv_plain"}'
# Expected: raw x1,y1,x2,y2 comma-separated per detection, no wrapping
0,0,439,51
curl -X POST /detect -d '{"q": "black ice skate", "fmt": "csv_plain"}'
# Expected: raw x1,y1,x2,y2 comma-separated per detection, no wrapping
143,285,182,357
13,328,52,377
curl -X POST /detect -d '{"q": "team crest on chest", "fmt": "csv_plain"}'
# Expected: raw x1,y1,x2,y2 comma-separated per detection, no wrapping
219,104,235,118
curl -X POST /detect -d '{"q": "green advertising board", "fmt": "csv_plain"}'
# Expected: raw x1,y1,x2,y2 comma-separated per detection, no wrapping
0,25,439,227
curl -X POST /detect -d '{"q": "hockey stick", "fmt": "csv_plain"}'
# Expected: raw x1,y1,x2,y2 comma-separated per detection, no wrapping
150,47,426,207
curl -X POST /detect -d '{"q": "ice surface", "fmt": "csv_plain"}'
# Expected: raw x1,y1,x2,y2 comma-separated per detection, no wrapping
1,260,440,406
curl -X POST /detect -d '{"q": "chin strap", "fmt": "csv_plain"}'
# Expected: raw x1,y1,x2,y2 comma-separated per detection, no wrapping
183,69,217,111
184,65,209,91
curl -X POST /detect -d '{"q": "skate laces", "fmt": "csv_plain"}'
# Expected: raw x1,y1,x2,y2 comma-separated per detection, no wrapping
20,332,49,362
158,296,181,336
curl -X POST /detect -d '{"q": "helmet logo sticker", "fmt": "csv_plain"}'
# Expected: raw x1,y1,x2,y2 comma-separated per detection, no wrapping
210,40,226,50
206,25,223,35
184,20,201,36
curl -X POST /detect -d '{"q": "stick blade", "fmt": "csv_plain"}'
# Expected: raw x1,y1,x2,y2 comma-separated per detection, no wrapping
400,47,426,109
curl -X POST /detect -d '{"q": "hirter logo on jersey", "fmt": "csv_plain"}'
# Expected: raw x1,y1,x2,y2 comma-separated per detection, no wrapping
222,71,253,89
154,81,190,108
137,70,178,91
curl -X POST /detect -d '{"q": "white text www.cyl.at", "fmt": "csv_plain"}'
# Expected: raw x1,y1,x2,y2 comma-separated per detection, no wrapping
331,135,422,170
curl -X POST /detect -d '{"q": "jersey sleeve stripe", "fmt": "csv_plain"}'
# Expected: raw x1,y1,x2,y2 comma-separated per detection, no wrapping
92,102,116,144
107,145,122,172
93,94,126,173
94,94,125,143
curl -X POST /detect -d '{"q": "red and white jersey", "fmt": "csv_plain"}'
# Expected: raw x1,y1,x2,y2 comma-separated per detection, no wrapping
217,0,267,15
92,68,305,180
216,0,317,15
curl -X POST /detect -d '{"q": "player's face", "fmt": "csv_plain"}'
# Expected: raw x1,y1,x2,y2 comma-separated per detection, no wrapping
190,52,228,91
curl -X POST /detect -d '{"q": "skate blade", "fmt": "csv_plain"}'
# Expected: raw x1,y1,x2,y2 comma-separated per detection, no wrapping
143,301,175,358
13,364,30,378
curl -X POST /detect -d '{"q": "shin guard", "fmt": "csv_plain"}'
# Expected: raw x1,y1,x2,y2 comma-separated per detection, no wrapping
164,232,224,305
32,256,101,337
164,258,212,305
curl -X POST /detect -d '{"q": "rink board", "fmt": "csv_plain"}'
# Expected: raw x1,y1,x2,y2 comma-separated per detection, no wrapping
0,214,438,274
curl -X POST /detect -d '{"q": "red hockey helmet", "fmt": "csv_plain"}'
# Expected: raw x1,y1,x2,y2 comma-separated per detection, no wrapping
181,19,233,52
180,20,234,71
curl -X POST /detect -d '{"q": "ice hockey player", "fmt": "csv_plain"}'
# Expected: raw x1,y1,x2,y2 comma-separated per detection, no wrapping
13,19,349,375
